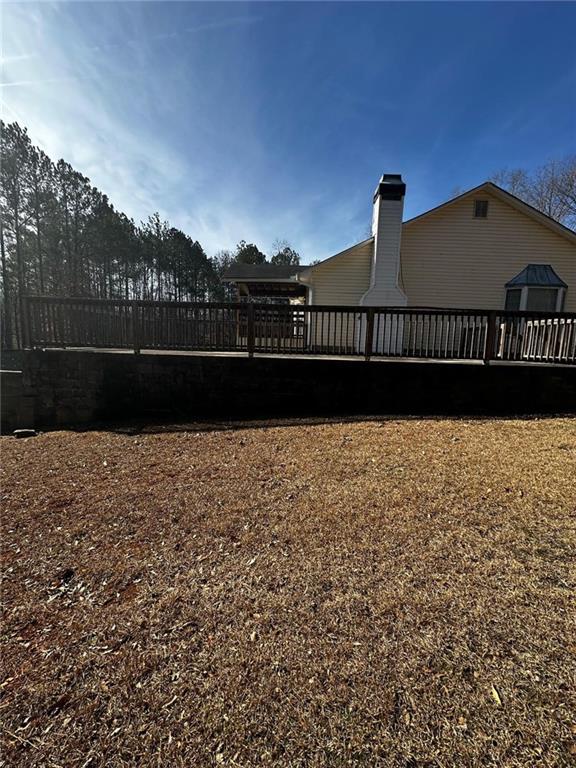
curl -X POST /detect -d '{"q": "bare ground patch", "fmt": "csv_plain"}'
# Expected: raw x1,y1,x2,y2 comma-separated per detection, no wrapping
1,417,575,767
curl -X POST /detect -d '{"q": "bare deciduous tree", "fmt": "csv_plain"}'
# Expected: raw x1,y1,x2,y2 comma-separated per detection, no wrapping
491,156,576,230
270,239,300,266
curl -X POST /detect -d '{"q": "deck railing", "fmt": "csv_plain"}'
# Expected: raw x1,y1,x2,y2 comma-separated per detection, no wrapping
23,297,576,365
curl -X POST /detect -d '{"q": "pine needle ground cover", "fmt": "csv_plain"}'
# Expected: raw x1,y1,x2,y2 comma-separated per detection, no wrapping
1,418,575,767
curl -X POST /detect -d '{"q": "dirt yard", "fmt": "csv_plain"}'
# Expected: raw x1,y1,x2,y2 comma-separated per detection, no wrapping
1,417,575,767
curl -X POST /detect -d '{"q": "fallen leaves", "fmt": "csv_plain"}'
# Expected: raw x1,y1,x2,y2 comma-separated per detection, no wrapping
490,685,503,707
1,416,575,767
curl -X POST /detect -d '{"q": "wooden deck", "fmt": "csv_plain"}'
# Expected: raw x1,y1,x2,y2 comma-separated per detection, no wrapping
33,346,576,369
22,296,576,367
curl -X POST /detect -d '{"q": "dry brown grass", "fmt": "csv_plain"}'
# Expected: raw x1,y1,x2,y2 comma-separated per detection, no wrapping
1,417,575,767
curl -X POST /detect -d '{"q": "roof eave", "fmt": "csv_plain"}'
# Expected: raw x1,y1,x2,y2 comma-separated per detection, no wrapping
297,236,375,275
403,182,576,245
222,276,300,284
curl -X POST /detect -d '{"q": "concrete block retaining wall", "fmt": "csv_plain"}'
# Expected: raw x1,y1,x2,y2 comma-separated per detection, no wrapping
1,349,575,431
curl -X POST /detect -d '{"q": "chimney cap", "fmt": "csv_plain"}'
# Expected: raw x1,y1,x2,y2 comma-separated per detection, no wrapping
374,173,406,202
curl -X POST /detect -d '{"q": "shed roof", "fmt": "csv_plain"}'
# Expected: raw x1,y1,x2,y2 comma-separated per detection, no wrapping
505,264,567,288
222,263,307,282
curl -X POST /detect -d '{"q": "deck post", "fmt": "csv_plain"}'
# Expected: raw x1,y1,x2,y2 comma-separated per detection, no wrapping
247,302,255,358
132,300,141,354
21,296,32,349
364,308,375,361
484,310,497,364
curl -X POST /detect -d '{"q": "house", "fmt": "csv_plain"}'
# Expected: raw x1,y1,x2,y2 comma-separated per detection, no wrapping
223,175,576,313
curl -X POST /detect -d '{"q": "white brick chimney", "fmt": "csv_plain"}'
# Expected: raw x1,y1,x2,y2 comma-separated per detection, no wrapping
360,174,407,307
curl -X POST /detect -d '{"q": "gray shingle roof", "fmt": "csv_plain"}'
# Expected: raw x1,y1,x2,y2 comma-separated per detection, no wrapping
222,264,308,281
505,264,567,288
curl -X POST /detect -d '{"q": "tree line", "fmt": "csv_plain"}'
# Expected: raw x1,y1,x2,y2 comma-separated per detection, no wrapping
0,121,300,347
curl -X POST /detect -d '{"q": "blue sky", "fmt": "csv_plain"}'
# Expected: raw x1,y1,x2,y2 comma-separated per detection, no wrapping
1,2,575,262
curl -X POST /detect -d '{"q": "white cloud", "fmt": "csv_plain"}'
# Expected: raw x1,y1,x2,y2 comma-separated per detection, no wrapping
1,4,196,219
0,3,371,262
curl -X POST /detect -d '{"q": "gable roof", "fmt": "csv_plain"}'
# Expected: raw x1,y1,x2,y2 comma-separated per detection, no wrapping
403,181,576,245
302,181,576,276
223,180,576,286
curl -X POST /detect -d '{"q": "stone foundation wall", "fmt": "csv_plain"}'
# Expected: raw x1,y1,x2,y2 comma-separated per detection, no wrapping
2,349,576,430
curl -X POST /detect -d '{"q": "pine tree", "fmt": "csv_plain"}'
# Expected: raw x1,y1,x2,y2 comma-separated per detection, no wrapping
0,118,236,347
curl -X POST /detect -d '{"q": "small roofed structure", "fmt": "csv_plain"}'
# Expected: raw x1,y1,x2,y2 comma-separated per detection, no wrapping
505,264,567,312
222,263,308,302
505,264,567,288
